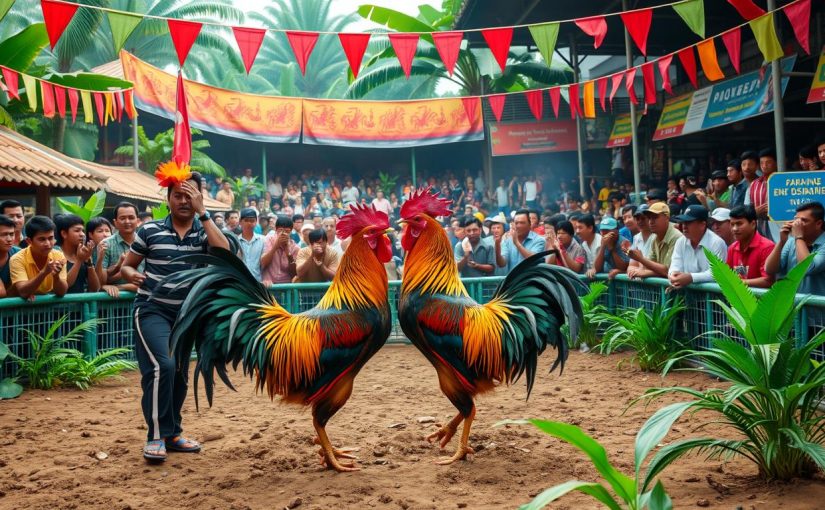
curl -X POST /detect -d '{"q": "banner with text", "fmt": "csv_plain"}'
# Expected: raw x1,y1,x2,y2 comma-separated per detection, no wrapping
808,52,825,104
606,113,643,148
653,56,795,141
768,171,825,222
488,120,578,156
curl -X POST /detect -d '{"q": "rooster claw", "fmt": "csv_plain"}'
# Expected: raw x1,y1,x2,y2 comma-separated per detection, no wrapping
319,455,360,472
426,425,458,449
317,447,359,460
435,446,474,465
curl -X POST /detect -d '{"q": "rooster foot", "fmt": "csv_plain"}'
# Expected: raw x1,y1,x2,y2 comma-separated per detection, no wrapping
319,452,360,472
436,446,474,465
426,424,458,449
313,437,359,460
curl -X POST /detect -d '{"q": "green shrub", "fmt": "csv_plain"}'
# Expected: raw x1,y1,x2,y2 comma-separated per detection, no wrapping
564,282,607,349
0,342,23,399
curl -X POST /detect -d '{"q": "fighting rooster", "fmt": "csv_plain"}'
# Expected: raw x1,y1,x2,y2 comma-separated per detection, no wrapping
167,204,394,471
398,188,585,464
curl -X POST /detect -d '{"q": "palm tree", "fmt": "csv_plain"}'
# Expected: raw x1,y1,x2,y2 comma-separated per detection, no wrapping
114,126,226,177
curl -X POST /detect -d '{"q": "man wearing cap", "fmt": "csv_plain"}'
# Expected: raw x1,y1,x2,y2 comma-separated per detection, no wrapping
626,204,654,279
750,148,780,241
589,217,630,279
456,216,495,278
709,208,734,246
238,208,265,281
667,205,728,289
626,202,683,278
726,159,748,208
484,213,509,276
727,205,774,288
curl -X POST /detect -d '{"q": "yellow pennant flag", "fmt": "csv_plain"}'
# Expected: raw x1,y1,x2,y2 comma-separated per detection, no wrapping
104,92,114,125
21,74,38,111
583,80,596,118
697,39,724,81
749,13,783,63
80,90,93,123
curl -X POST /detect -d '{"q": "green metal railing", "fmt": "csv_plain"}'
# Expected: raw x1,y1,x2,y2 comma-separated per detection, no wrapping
2,275,825,378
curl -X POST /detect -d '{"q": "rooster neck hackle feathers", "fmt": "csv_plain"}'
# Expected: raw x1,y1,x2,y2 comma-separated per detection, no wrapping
401,215,468,298
317,230,389,310
400,186,453,219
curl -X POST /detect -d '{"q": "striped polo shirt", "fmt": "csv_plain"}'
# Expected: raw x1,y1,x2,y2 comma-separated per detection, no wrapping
130,216,207,309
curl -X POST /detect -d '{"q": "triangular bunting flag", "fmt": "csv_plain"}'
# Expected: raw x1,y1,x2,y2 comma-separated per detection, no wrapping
525,89,543,121
460,97,479,125
167,19,202,67
620,8,653,56
107,11,142,54
749,13,783,63
641,62,656,105
677,47,698,88
93,92,105,125
81,90,93,123
727,0,765,21
53,84,66,118
568,84,581,119
481,27,513,73
549,87,561,118
388,33,419,79
123,89,136,120
339,33,371,78
21,74,37,111
574,16,607,49
697,39,724,81
609,73,623,106
41,0,79,49
624,68,638,105
286,31,319,76
172,71,191,165
784,0,811,55
657,54,674,94
114,91,123,122
104,92,114,125
232,27,267,74
40,81,55,118
721,29,742,74
2,67,19,99
597,77,608,112
528,23,560,66
583,80,595,118
1,0,15,22
432,31,463,76
68,88,79,123
672,0,705,39
488,94,506,122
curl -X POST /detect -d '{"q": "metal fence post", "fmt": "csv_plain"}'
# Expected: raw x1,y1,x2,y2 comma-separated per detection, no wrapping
607,278,616,314
797,304,809,349
82,301,98,358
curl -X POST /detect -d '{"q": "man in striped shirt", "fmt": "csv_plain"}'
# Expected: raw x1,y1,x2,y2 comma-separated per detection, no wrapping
750,148,779,242
121,171,229,462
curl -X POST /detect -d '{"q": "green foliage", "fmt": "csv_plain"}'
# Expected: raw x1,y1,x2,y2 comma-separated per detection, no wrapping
377,172,398,196
595,296,686,372
640,250,825,481
151,202,169,220
57,190,106,223
50,348,137,391
0,23,48,71
499,416,677,509
229,176,265,209
114,126,225,177
0,342,24,399
564,282,607,349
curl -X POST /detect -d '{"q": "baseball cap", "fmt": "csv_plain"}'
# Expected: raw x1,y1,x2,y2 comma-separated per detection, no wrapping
486,212,507,224
645,202,671,216
633,203,650,216
710,208,731,222
599,217,619,230
240,208,257,220
300,223,315,232
474,212,485,223
673,205,709,223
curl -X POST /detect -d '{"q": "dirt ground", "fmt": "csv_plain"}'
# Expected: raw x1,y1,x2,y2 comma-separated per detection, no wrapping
1,345,824,510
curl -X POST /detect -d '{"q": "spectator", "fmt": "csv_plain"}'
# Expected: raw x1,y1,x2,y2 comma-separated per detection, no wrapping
708,170,730,208
740,151,759,205
213,212,225,229
101,202,143,298
545,220,586,274
574,214,601,271
137,211,153,225
621,205,639,240
627,202,683,278
372,190,393,218
751,147,779,241
529,210,544,235
55,214,100,294
9,216,67,299
0,199,25,247
798,145,819,170
726,159,747,208
596,178,615,211
240,168,254,187
626,204,654,279
508,175,521,211
678,174,705,213
268,176,284,203
0,214,21,297
494,179,509,214
495,209,545,273
727,205,774,288
766,201,825,295
322,217,343,255
261,215,299,285
225,210,240,234
710,208,734,246
215,181,234,207
484,213,509,276
299,223,314,247
446,217,464,249
238,208,265,281
646,188,666,205
341,178,360,207
589,217,630,279
290,214,304,244
86,217,113,245
817,137,825,168
295,228,339,283
455,216,495,277
667,205,728,288
609,192,627,220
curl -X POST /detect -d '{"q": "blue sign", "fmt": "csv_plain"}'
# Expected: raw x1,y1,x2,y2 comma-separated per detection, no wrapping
768,171,825,221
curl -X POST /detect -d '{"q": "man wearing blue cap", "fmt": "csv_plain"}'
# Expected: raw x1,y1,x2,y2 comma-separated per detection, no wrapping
668,205,728,289
588,216,630,279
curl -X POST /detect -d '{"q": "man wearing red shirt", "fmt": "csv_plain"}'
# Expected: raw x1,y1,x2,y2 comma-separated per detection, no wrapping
726,205,774,288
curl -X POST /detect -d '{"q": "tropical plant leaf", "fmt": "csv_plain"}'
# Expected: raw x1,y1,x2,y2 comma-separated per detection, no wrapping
520,480,622,510
648,480,673,510
0,377,23,399
0,23,48,71
750,255,814,345
61,122,99,161
704,248,757,318
357,4,436,33
635,402,694,488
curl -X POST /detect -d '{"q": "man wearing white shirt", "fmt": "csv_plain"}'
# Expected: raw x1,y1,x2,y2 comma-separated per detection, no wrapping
523,174,538,209
494,179,509,214
371,190,393,218
341,178,360,207
667,205,728,288
573,214,601,271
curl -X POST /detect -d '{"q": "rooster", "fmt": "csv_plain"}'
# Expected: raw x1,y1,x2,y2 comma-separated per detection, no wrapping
398,188,585,464
167,204,394,472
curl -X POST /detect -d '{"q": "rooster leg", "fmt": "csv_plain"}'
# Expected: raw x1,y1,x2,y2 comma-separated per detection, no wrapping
314,418,359,472
313,436,359,460
436,405,476,465
426,412,463,449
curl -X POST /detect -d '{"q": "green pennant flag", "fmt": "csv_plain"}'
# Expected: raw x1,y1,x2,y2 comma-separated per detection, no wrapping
528,22,560,66
107,11,142,54
0,0,15,22
21,74,37,111
749,13,783,62
672,0,705,39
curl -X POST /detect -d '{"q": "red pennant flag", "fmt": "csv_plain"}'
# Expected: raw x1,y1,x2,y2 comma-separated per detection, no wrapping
481,27,513,72
2,67,19,100
461,97,479,124
68,88,79,123
658,54,674,95
167,19,202,67
597,77,608,112
53,84,66,118
721,29,742,74
641,62,656,105
93,92,105,125
609,73,623,106
114,91,123,122
677,47,698,88
574,16,607,49
123,89,136,120
625,68,638,105
488,94,506,122
620,8,653,56
432,31,463,76
388,33,419,79
172,71,191,165
525,89,543,121
40,81,55,118
549,87,561,118
568,83,581,119
286,31,319,76
40,0,79,49
338,33,371,78
784,0,811,54
232,27,266,74
727,0,765,20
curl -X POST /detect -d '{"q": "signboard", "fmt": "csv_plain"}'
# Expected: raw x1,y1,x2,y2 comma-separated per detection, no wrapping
653,56,795,141
808,52,825,104
606,113,643,148
767,171,825,221
488,120,578,156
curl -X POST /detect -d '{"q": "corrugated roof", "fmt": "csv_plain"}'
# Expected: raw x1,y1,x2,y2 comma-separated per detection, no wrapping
90,60,125,80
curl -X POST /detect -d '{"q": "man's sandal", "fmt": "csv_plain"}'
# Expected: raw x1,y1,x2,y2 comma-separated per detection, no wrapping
165,436,202,453
143,440,167,461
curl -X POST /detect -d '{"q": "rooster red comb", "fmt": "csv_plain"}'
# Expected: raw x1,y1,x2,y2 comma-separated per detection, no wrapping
336,203,390,240
400,186,453,219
